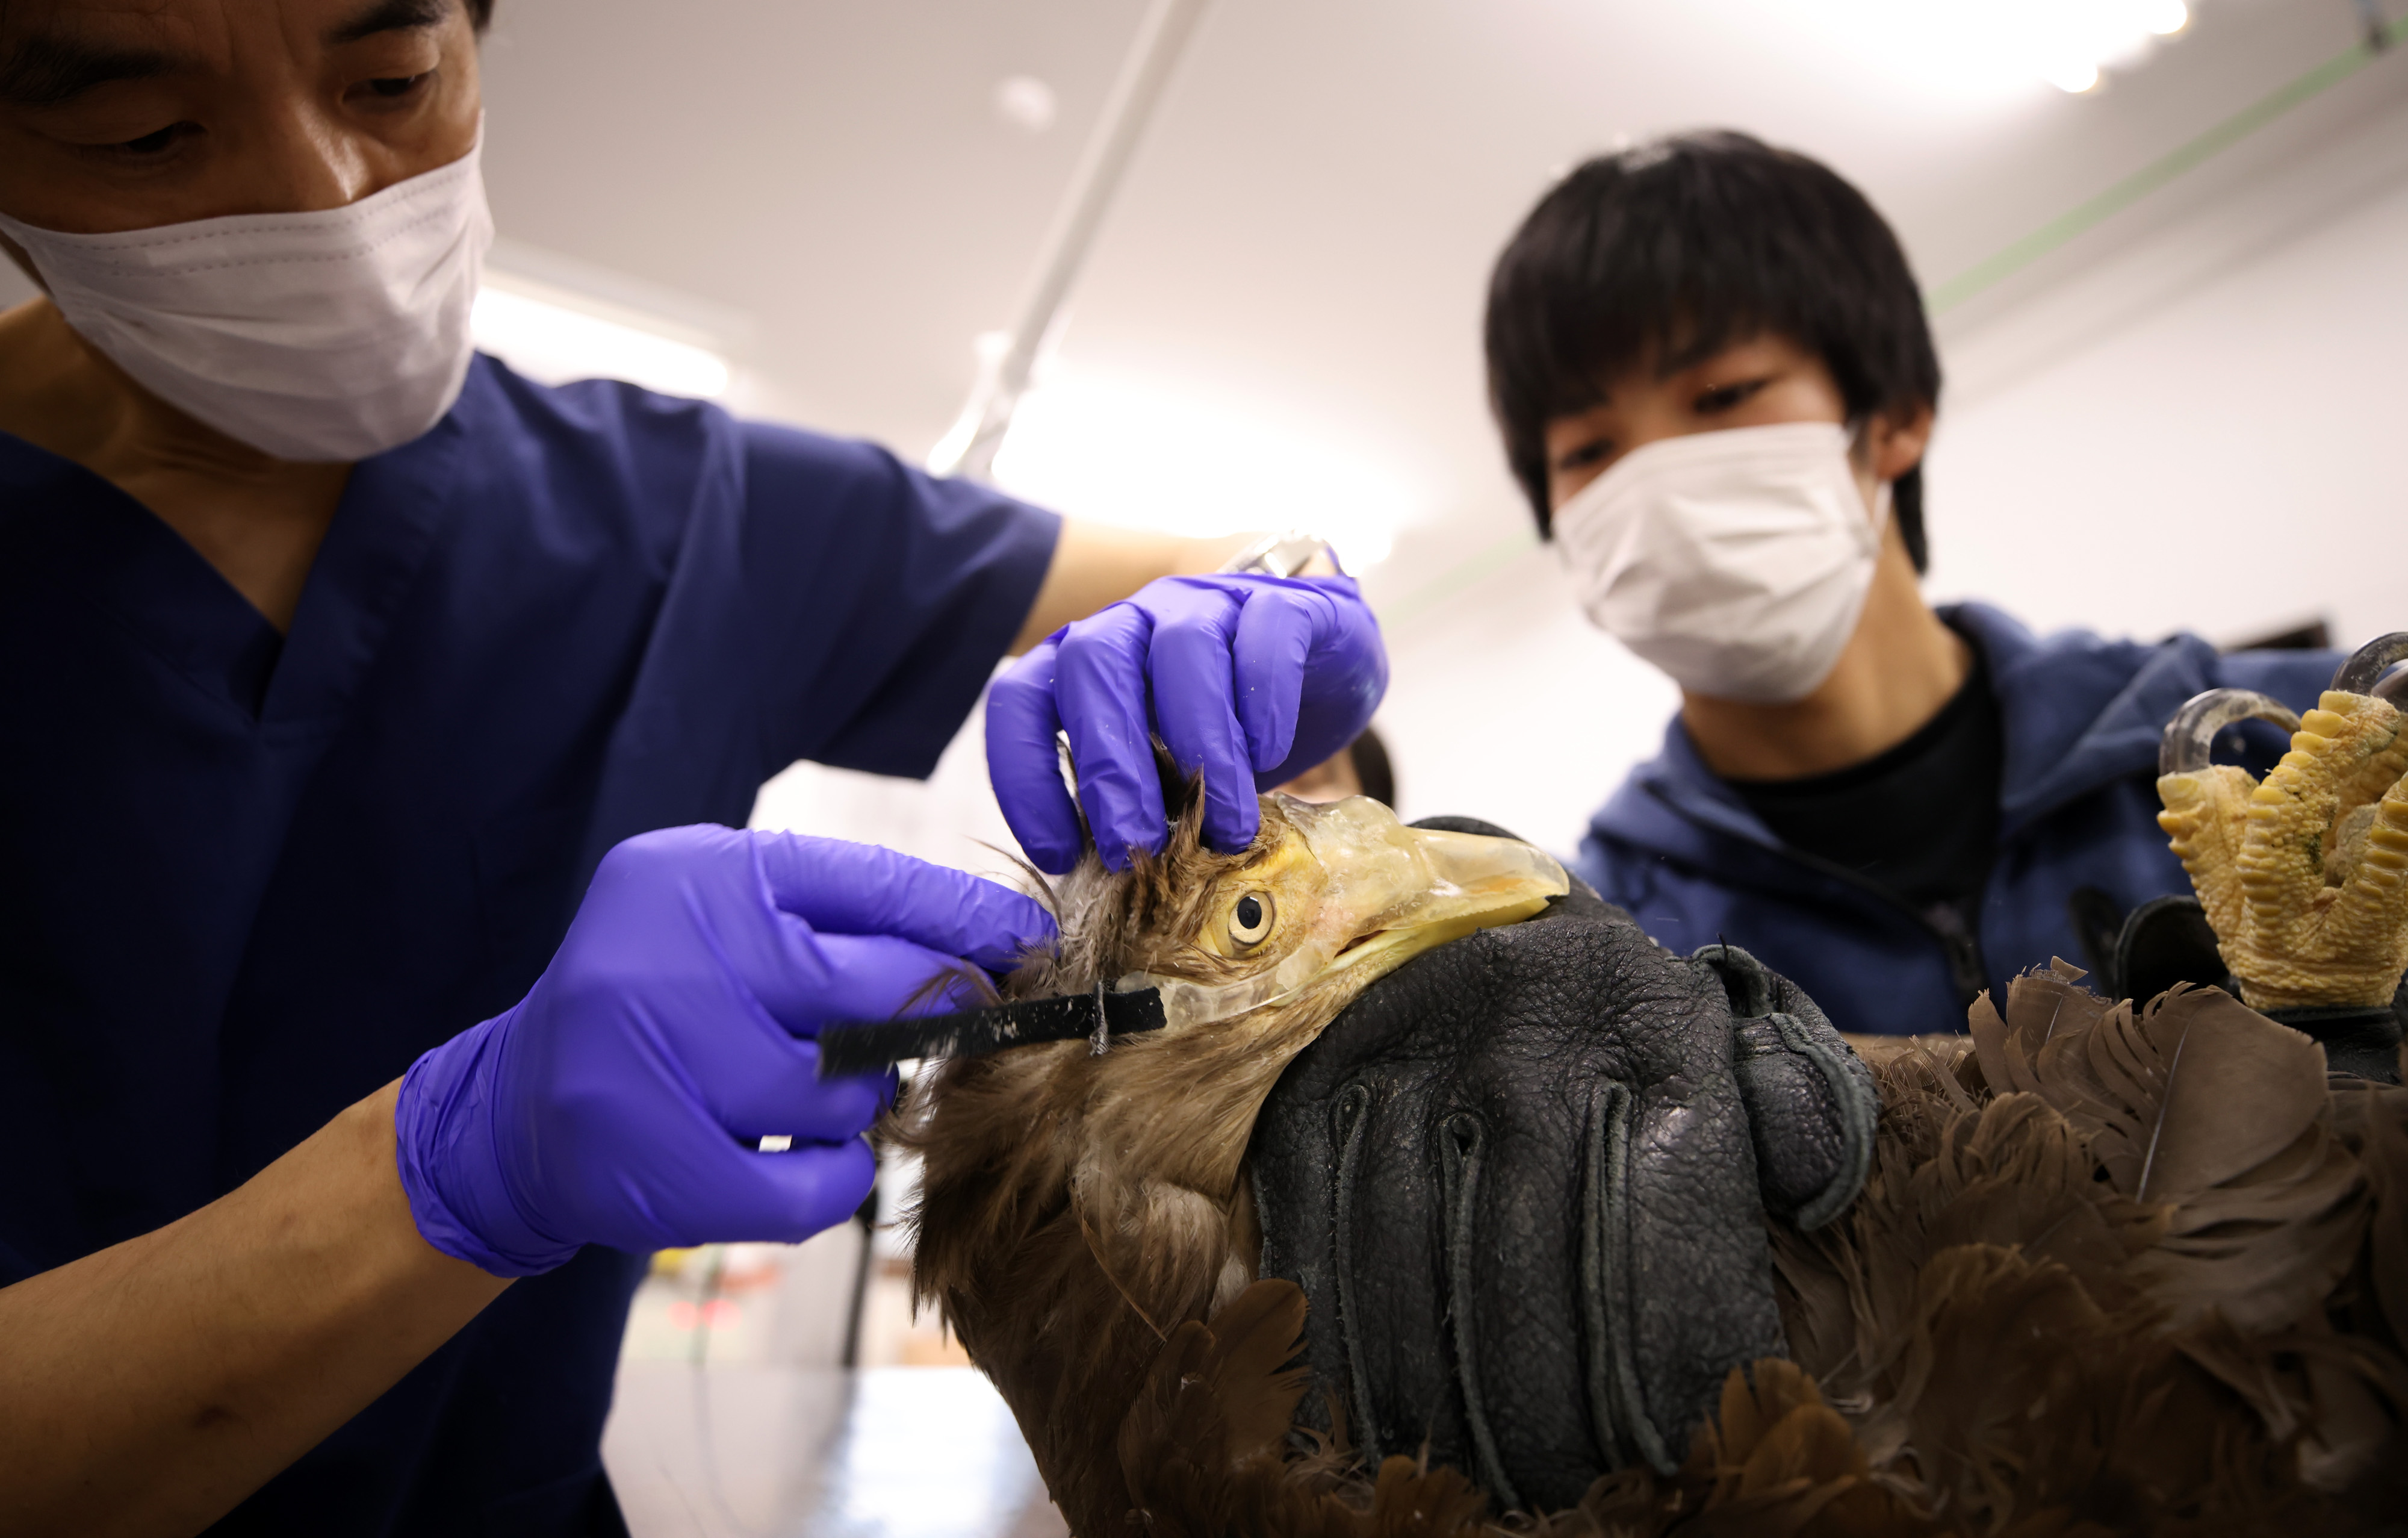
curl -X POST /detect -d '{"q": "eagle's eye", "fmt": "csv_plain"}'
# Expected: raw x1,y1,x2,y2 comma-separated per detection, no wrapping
1229,891,1275,947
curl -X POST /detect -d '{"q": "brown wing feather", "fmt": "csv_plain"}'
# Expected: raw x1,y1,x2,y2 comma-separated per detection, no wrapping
920,815,2408,1536
1116,1280,1314,1505
1773,968,2408,1529
2341,1076,2408,1345
1112,1282,1958,1537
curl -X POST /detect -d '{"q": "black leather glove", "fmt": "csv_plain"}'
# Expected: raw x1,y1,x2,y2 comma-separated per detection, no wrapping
2111,894,2403,1083
1247,820,1876,1514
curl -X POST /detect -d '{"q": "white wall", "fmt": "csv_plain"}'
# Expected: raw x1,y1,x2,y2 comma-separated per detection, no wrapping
758,99,2408,869
1922,101,2408,653
1360,90,2408,864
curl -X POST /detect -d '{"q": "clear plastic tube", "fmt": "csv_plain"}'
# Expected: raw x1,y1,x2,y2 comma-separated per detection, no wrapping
2332,632,2408,697
2159,688,2303,777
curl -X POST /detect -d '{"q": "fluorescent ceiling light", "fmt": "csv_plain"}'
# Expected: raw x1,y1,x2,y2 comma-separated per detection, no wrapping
472,273,733,399
987,367,1417,571
2141,0,2190,31
2044,60,2103,94
2031,0,2187,93
1733,0,2191,101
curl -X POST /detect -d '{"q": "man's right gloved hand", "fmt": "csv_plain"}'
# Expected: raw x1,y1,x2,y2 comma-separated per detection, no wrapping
394,826,1055,1277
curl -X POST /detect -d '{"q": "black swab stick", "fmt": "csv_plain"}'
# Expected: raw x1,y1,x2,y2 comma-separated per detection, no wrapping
816,987,1167,1078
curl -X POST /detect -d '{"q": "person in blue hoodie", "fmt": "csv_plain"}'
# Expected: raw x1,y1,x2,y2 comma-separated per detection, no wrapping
1481,130,2341,1038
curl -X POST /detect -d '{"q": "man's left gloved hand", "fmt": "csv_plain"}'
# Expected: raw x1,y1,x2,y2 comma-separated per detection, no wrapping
987,573,1386,873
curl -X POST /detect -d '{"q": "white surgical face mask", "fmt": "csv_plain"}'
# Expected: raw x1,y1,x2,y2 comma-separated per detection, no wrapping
1553,420,1887,705
0,134,491,463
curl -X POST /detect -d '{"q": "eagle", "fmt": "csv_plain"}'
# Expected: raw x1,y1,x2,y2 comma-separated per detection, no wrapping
901,648,2408,1534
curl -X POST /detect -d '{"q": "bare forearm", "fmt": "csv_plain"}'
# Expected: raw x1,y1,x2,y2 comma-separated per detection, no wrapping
1010,521,1253,653
0,1080,509,1537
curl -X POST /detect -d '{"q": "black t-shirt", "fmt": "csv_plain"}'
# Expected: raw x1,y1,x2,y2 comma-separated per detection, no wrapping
1726,650,2003,917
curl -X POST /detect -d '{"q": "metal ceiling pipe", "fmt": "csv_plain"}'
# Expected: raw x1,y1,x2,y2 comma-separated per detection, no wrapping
925,0,1215,482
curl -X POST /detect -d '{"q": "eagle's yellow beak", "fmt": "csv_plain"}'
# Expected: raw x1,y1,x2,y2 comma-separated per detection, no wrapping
1131,794,1569,1030
1283,794,1569,985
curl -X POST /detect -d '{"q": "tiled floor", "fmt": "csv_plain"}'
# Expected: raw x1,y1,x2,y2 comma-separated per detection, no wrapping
604,1362,1070,1537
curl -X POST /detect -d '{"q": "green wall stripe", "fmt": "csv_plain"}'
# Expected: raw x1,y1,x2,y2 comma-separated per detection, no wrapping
1380,18,2404,634
1926,14,2408,314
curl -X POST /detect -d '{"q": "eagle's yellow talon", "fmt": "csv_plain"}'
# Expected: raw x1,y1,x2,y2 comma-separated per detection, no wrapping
2158,641,2408,1012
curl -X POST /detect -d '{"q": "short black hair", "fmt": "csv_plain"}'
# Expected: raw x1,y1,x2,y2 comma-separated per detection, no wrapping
1347,727,1394,809
468,0,495,28
1483,131,1941,568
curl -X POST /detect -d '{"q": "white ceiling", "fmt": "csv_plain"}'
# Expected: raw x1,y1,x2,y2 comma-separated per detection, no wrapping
473,0,2399,605
4,1,2392,599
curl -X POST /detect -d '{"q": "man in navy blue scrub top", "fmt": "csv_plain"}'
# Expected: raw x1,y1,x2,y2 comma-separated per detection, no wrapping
0,1,1388,1531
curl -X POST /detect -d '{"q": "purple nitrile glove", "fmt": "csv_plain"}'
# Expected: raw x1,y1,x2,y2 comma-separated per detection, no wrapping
394,825,1056,1277
986,573,1388,873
